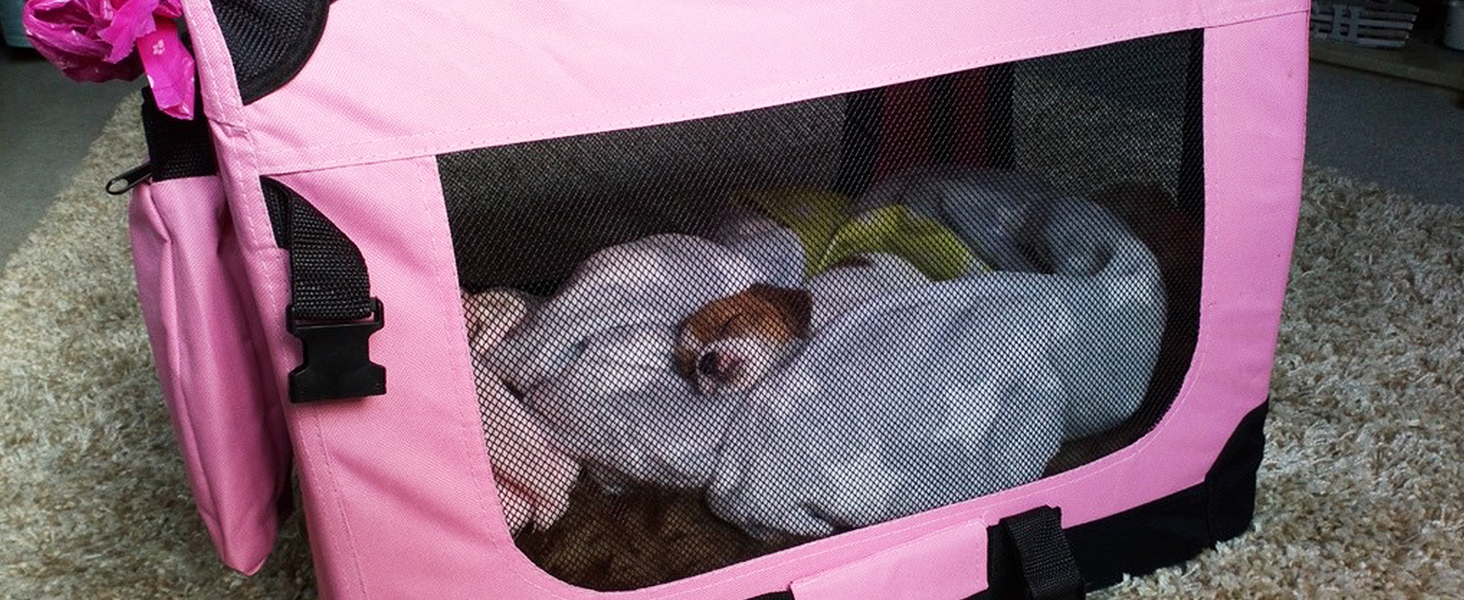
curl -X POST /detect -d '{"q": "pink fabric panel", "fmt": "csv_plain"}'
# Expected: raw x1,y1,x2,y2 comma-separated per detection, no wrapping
127,177,291,575
258,159,517,600
790,519,989,600
214,0,1305,175
191,10,1310,600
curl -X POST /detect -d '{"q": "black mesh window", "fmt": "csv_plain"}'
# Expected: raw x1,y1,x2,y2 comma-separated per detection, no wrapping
440,30,1203,591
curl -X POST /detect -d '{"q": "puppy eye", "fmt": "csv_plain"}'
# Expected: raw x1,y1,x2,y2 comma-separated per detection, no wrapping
715,312,749,337
697,352,719,376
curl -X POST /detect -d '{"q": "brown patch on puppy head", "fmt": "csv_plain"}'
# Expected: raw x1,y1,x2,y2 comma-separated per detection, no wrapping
743,284,813,338
673,284,813,379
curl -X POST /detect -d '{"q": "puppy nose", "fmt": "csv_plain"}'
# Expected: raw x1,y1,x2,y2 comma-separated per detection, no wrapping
697,352,720,377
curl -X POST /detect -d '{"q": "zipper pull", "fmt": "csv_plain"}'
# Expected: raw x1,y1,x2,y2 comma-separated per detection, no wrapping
106,162,153,195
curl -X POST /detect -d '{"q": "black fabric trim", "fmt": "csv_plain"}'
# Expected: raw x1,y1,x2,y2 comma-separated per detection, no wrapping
742,400,1268,600
834,89,884,197
1205,402,1266,542
212,0,330,104
981,63,1016,170
1057,400,1269,592
139,88,217,181
1058,478,1211,592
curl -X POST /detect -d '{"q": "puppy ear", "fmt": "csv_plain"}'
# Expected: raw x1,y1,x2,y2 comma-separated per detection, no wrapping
748,284,813,337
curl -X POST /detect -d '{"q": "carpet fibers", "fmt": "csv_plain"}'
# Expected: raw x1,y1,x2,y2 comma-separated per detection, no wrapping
1,100,1461,599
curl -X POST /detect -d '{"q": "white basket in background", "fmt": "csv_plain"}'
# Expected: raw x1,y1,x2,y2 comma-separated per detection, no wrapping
1311,0,1420,48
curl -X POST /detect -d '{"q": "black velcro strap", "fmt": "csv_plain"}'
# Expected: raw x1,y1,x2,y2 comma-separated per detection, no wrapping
998,507,1085,600
139,88,218,181
260,177,385,402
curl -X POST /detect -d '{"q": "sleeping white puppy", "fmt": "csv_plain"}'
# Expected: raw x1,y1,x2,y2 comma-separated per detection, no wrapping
672,253,930,396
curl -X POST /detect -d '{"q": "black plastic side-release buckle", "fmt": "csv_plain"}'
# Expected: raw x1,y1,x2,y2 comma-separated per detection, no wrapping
286,299,387,402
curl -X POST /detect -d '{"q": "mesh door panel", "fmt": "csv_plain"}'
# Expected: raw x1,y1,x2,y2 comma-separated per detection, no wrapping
441,29,1203,591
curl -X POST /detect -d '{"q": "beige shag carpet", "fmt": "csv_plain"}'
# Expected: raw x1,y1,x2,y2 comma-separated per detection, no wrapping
2,99,1461,600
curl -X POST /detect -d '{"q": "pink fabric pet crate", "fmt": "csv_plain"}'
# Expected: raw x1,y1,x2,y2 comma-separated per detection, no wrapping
121,0,1308,597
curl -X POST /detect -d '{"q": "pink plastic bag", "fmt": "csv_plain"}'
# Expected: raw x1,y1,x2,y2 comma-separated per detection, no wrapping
23,0,195,117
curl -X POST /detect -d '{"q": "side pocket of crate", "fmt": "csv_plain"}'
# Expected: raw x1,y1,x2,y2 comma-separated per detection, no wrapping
128,175,292,575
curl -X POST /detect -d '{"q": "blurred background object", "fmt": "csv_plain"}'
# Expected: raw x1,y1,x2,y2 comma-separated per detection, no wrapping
1312,0,1420,49
1311,0,1463,91
1,0,31,47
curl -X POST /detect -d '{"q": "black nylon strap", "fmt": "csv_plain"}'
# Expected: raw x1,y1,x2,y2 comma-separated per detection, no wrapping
260,178,385,402
139,88,217,181
999,507,1085,600
260,179,374,321
284,197,375,321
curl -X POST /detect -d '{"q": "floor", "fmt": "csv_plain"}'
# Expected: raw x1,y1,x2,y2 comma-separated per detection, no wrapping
1,47,1462,267
1,47,139,263
1306,62,1464,204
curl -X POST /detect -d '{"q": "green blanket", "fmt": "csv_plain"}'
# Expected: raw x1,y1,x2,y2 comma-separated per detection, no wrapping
732,186,988,281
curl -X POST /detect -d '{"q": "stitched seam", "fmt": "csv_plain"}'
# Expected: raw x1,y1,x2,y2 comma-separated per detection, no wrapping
179,0,243,127
301,403,371,599
254,3,1304,177
259,9,1290,598
178,0,274,253
260,176,372,599
436,13,1284,597
415,156,552,595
